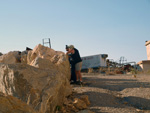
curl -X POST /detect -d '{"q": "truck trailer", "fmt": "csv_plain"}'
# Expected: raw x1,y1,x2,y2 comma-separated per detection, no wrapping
81,54,108,70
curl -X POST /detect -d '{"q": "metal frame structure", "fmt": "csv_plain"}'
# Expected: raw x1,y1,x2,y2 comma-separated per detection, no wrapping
42,38,51,48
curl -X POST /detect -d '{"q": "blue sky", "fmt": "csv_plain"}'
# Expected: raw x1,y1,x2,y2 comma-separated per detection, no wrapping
0,0,150,63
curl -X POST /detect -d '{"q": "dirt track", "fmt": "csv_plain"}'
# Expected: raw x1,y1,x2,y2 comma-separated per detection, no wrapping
73,74,150,113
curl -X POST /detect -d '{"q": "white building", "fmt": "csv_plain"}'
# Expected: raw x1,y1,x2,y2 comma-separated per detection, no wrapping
137,40,150,72
145,40,150,60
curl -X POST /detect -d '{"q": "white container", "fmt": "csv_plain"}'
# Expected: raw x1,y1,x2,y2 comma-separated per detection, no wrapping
81,54,108,69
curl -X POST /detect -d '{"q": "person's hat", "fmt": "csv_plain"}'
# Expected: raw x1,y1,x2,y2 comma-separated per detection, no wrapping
69,45,74,49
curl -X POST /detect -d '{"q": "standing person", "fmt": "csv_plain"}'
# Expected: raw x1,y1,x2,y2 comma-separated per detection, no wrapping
67,45,83,84
66,45,76,83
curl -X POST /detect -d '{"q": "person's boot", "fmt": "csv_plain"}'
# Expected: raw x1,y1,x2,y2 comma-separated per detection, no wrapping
75,80,80,85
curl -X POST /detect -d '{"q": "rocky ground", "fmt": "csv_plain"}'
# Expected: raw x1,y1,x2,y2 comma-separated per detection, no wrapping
72,73,150,113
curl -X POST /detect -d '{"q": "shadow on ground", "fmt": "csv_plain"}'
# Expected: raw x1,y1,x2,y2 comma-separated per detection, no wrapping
122,96,150,110
80,75,150,112
83,77,150,91
78,90,150,113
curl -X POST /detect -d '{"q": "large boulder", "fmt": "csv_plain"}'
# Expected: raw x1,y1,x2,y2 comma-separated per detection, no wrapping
0,92,37,113
27,44,63,65
0,44,72,113
0,51,21,64
27,44,70,79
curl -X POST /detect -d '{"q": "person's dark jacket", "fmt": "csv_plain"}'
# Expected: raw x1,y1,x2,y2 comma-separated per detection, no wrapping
71,48,82,64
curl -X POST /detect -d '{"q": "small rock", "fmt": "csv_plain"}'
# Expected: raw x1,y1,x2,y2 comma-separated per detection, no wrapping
73,98,87,110
132,75,136,78
80,95,90,106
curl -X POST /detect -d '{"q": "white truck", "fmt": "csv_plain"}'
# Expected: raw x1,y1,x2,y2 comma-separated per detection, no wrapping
81,54,108,70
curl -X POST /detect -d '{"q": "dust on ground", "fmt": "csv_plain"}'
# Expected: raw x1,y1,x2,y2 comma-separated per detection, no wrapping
72,73,150,113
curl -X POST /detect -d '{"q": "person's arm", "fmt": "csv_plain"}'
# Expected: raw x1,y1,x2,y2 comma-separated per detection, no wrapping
66,50,73,58
66,49,75,54
66,50,71,55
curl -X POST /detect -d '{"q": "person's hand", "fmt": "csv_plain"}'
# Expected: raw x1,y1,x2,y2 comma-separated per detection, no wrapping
66,51,70,55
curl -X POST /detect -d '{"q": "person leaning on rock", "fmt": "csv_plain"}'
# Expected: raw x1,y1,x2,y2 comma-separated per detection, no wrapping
66,45,77,83
66,45,83,84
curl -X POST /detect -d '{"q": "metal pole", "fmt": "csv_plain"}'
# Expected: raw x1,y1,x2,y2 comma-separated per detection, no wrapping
49,38,51,48
43,39,44,46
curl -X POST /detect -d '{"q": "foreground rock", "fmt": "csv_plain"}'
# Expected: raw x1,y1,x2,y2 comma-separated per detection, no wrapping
0,51,21,64
0,44,72,113
59,93,91,113
0,92,36,113
27,44,70,79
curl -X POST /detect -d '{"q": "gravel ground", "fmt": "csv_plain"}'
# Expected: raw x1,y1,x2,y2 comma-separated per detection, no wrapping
72,74,150,113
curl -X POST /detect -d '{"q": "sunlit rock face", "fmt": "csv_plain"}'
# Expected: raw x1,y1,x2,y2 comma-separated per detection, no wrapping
0,92,37,113
0,51,21,64
0,44,72,113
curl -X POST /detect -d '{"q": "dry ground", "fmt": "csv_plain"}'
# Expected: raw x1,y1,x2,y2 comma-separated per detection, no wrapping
72,73,150,113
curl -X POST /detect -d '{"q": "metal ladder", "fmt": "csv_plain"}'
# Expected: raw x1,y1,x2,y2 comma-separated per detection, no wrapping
42,38,51,48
